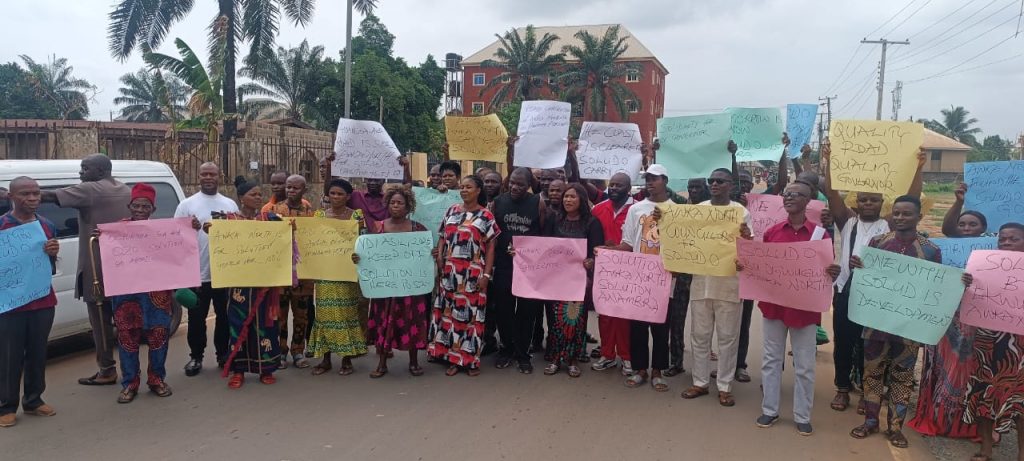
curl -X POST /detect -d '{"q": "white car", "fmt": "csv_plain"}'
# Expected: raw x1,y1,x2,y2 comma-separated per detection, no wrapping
0,159,187,341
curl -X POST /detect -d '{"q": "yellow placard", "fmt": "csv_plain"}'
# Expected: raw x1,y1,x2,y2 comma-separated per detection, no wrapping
657,203,744,276
828,120,923,195
293,217,359,282
842,191,934,218
209,220,292,288
445,114,509,162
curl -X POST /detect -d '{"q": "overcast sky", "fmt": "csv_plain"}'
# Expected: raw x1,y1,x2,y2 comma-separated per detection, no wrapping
3,0,1022,139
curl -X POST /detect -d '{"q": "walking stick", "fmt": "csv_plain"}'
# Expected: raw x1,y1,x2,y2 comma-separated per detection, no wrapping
88,235,109,351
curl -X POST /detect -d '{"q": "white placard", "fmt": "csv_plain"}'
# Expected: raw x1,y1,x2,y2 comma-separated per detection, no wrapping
513,101,571,169
332,118,403,180
577,121,643,181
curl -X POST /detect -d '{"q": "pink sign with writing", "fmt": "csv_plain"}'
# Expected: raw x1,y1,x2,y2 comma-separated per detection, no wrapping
746,193,825,239
737,239,835,312
512,236,587,301
960,250,1024,335
593,250,672,323
98,217,201,296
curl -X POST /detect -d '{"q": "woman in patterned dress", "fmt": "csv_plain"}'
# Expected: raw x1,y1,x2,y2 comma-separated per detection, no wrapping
427,176,499,377
308,178,368,376
356,187,430,378
962,222,1024,461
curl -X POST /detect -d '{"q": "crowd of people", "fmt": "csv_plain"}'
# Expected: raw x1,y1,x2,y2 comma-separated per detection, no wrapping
1,141,1023,461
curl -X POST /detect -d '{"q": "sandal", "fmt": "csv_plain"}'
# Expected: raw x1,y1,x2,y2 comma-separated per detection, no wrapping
312,362,332,376
408,365,424,377
370,367,388,379
567,365,581,378
149,382,173,398
970,453,993,461
625,372,647,388
887,430,909,448
278,358,288,370
850,424,879,439
651,376,669,392
856,398,867,415
681,386,710,399
117,388,137,404
338,366,354,376
227,373,244,389
466,367,481,377
718,391,735,407
831,391,850,411
445,366,460,377
259,374,276,385
543,363,560,375
292,354,309,369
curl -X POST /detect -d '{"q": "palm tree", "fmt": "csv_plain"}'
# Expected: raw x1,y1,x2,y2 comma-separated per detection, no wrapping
345,0,378,118
238,40,324,121
560,25,642,121
114,69,189,122
923,106,982,146
108,0,316,142
479,25,565,110
18,55,95,120
144,35,226,143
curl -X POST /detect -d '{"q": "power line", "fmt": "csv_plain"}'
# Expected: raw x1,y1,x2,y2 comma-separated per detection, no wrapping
852,84,877,117
905,34,1018,82
890,0,1010,63
822,46,865,95
907,0,983,40
822,0,921,95
889,15,1019,71
904,52,1022,83
882,0,934,37
865,0,921,38
831,51,875,95
834,68,878,114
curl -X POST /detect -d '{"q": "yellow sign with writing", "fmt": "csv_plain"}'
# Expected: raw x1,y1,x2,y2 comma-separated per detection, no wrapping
657,203,744,276
294,217,359,282
445,114,509,162
209,220,292,288
828,120,923,195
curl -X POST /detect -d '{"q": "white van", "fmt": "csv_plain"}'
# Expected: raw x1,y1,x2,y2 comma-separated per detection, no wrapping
0,159,187,341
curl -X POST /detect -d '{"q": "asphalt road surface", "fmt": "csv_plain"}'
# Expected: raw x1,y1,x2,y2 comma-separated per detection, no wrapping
4,310,940,461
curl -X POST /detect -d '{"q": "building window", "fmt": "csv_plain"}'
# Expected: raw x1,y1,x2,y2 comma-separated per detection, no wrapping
626,69,640,83
472,73,485,86
501,73,511,83
626,100,639,113
931,150,942,160
472,102,485,115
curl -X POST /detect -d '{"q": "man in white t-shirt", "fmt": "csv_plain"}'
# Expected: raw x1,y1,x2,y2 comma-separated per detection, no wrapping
174,162,239,377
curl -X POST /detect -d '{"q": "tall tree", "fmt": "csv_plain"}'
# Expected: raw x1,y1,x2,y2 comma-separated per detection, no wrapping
18,55,95,120
115,69,189,122
923,106,982,146
238,40,324,121
344,0,378,118
560,25,641,121
0,62,61,119
969,135,1014,162
144,35,226,143
479,25,564,109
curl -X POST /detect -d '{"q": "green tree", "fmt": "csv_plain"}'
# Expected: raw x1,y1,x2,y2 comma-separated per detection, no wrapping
238,40,324,121
969,135,1013,162
144,35,226,142
923,106,982,146
18,55,95,120
115,69,189,122
343,0,378,117
0,62,61,119
494,99,522,135
560,25,641,121
479,25,564,109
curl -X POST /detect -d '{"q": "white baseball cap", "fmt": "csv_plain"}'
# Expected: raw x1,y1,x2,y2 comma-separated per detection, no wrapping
643,164,669,178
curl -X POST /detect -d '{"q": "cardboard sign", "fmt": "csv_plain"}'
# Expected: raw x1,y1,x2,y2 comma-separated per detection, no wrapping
577,121,643,181
445,114,509,162
512,236,587,301
209,220,292,288
963,160,1024,232
98,217,201,296
332,118,404,179
959,250,1024,335
0,221,52,313
746,193,824,239
785,104,818,158
737,239,834,312
828,120,923,195
592,250,672,323
932,237,998,269
513,101,572,169
657,203,744,276
727,107,785,162
656,114,733,191
354,231,435,298
294,217,359,282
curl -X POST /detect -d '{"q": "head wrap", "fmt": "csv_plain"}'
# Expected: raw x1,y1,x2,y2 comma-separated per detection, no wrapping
131,182,156,204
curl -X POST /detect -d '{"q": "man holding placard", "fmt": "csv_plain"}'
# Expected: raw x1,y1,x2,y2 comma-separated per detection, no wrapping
590,172,636,374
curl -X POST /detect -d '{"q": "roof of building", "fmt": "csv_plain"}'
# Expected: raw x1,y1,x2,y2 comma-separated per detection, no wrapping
462,24,667,74
923,128,972,151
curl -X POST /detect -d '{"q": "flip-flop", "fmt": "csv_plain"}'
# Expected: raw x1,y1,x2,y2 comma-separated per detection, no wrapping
681,386,710,399
850,424,879,439
625,373,647,388
651,376,669,392
445,366,460,377
369,367,388,379
311,363,332,376
408,365,424,376
338,366,355,376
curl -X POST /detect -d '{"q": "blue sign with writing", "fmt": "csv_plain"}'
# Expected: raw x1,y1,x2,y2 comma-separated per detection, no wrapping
964,160,1024,232
785,104,818,158
0,221,52,313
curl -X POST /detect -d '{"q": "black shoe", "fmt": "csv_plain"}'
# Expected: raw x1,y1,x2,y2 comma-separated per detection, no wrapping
184,359,202,377
577,353,590,363
663,366,685,377
518,361,533,374
586,333,598,344
590,346,602,358
495,357,514,369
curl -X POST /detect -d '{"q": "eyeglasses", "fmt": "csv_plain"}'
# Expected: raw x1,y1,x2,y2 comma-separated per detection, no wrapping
707,178,730,185
782,192,808,199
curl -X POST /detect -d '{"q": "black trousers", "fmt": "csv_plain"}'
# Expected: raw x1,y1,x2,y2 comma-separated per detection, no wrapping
832,288,864,391
187,282,229,362
492,281,540,363
737,299,755,370
630,319,669,371
0,308,55,416
668,282,690,370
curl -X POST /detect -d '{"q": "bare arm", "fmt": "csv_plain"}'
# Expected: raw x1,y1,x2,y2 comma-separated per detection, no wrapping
769,134,790,195
400,155,412,185
906,148,927,199
40,190,59,204
942,183,967,237
820,140,853,228
565,140,581,184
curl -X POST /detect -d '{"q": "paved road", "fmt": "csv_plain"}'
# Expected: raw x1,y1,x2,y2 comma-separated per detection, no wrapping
4,310,940,461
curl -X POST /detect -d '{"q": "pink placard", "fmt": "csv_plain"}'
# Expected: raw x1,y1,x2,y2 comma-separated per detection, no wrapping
737,239,835,312
512,236,587,301
746,193,824,239
960,250,1024,335
593,250,672,323
98,217,201,296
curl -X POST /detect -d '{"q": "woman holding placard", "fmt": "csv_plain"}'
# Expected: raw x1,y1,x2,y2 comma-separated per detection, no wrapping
309,179,368,377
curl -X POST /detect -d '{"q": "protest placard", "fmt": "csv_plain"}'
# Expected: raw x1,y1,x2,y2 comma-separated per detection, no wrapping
737,239,834,312
0,221,52,314
513,101,572,169
354,231,435,298
849,246,965,345
577,121,643,181
592,250,672,323
657,203,744,276
209,220,292,288
726,107,785,162
655,114,733,190
959,250,1024,335
512,236,587,301
445,114,509,162
293,217,359,282
964,160,1024,232
412,186,462,243
97,217,200,296
785,104,818,158
745,193,825,239
828,120,924,195
332,118,404,180
932,237,998,269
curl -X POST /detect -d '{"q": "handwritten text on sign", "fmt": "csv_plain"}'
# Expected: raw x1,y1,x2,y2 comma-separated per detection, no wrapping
209,220,292,289
577,121,643,181
98,217,201,296
0,222,52,314
354,231,435,298
964,160,1024,232
332,118,403,180
785,104,818,158
933,237,998,269
444,114,509,163
727,107,785,162
656,114,733,190
593,250,671,323
959,250,1024,335
849,247,964,345
737,239,835,312
658,203,744,276
745,193,824,239
512,236,587,301
828,120,923,195
513,101,572,169
294,217,358,282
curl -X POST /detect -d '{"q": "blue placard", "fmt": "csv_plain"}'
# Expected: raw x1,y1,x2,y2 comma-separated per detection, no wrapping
932,237,998,269
785,104,818,158
354,231,436,298
0,221,53,313
964,160,1024,232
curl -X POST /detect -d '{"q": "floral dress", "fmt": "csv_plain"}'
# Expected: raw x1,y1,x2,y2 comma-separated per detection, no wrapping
963,329,1024,433
308,209,368,358
366,220,431,351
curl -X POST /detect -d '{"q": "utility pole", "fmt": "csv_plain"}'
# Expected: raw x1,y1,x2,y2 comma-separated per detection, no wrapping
861,38,909,120
817,95,837,144
891,81,903,121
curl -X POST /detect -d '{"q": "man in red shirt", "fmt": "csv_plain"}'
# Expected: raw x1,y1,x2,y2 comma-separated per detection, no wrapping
746,180,840,436
590,172,635,374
